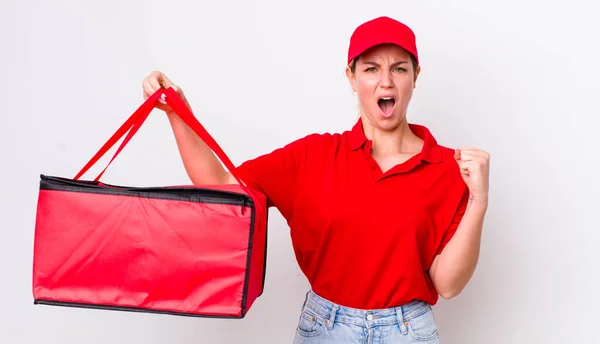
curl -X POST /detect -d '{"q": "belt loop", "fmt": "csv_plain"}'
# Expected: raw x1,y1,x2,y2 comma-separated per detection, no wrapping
395,306,408,335
302,290,310,309
326,304,338,330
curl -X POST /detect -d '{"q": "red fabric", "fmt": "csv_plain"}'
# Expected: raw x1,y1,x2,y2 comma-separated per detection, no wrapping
32,88,268,317
347,16,419,65
34,188,252,315
236,118,468,309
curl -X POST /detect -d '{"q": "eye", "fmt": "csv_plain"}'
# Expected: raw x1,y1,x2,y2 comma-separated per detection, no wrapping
364,67,377,72
394,67,407,73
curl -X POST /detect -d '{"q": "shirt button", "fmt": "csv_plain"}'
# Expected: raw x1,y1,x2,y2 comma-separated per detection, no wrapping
366,314,373,321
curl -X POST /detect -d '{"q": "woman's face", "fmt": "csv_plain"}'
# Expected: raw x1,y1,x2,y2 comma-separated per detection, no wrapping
346,44,420,132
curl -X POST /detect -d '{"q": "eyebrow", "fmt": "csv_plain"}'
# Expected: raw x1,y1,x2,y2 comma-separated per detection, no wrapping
363,61,409,68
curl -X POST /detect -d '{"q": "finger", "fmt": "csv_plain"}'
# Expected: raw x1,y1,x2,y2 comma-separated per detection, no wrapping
454,148,461,161
158,76,173,90
156,72,175,90
162,74,174,87
458,147,489,159
143,79,170,107
458,161,475,174
459,146,485,152
461,161,487,178
457,147,481,155
457,152,479,162
148,75,163,92
456,151,489,163
150,70,165,82
142,80,154,99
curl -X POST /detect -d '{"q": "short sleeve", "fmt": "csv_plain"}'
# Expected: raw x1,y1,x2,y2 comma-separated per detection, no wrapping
235,135,310,218
436,186,469,255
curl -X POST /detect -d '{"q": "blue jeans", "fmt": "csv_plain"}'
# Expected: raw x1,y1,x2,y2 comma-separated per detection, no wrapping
293,291,441,344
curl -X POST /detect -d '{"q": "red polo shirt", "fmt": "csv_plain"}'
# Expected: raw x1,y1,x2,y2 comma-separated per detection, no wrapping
236,118,469,309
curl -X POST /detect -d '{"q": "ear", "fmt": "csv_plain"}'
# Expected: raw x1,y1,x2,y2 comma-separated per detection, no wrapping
413,65,421,89
345,65,357,92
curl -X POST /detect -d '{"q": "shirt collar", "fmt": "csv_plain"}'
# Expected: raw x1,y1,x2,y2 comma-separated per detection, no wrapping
349,117,442,164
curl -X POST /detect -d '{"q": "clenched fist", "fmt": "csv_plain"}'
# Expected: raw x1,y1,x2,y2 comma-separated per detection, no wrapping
142,71,187,114
454,147,490,203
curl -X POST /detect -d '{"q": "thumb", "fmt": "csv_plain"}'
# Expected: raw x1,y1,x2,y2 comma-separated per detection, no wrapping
454,148,462,161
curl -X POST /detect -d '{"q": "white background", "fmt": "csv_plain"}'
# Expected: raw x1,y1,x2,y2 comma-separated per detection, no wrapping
2,0,599,343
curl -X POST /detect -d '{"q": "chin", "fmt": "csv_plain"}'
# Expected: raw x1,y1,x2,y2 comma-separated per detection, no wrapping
373,111,405,130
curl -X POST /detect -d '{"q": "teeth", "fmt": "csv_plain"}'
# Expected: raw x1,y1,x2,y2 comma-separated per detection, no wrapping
381,97,393,100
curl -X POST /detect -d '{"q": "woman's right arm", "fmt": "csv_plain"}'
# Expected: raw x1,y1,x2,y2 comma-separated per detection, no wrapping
142,71,236,186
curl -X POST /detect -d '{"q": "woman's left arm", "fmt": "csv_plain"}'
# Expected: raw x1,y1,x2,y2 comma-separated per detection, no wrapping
429,147,490,299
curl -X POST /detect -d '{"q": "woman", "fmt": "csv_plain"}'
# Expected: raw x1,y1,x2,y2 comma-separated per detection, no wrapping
142,16,489,344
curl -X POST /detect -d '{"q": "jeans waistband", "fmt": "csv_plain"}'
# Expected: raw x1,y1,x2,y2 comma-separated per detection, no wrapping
302,290,432,330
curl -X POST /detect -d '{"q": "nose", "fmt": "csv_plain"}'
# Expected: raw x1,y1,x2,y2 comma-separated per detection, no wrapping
379,69,394,88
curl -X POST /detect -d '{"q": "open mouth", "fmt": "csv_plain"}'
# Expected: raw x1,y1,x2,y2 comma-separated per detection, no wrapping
378,96,396,115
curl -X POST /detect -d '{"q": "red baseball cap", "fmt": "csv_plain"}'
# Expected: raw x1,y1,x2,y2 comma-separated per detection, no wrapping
347,16,419,66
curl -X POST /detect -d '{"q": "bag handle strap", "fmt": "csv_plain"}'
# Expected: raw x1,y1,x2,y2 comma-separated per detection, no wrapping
161,87,250,190
74,89,162,181
73,88,261,206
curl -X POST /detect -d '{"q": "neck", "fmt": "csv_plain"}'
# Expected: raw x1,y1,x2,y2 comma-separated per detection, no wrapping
361,116,421,156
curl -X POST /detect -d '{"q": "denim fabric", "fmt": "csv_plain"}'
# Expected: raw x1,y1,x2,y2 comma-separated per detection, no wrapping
293,290,441,344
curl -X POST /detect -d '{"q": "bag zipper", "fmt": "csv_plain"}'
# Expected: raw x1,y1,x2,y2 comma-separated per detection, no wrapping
40,174,253,211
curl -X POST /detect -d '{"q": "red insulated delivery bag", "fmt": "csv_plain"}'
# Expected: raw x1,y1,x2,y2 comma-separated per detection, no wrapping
32,87,268,318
